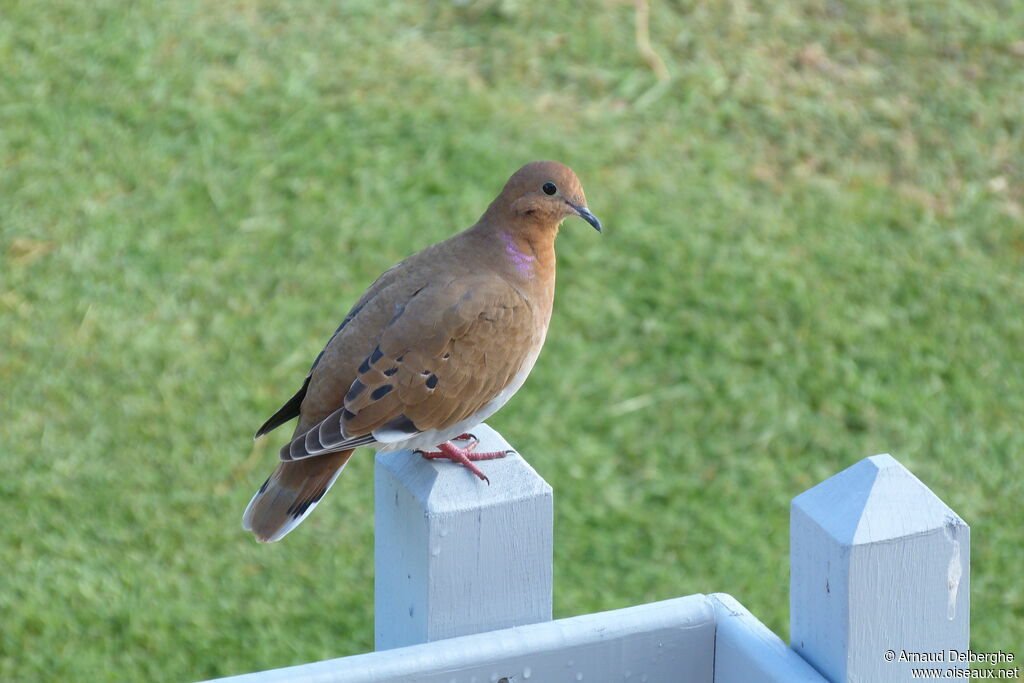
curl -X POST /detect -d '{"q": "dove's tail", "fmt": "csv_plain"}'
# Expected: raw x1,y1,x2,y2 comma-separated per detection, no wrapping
242,449,354,542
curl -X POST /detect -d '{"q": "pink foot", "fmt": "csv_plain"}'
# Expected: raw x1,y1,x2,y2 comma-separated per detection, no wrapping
418,438,512,484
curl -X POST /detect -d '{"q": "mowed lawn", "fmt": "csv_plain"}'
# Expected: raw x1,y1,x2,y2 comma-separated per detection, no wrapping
2,1,1022,679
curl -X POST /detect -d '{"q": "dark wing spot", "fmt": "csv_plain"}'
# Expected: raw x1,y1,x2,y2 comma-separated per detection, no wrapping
371,384,393,401
345,380,366,402
383,366,399,377
395,355,404,363
442,352,451,360
425,374,438,389
421,369,431,376
370,345,384,365
342,408,356,421
358,357,371,375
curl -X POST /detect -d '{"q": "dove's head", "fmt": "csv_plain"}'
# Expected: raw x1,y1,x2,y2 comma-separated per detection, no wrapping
489,161,602,233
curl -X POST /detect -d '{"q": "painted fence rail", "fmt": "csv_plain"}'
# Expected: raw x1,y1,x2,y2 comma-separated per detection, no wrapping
211,424,970,683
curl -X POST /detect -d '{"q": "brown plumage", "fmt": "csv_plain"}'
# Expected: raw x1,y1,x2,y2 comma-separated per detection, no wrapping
243,161,601,542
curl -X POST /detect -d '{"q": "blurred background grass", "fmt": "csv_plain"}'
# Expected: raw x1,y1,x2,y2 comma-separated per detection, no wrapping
2,0,1022,679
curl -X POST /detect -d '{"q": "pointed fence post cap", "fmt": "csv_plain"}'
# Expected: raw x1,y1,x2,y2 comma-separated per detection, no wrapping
792,453,966,545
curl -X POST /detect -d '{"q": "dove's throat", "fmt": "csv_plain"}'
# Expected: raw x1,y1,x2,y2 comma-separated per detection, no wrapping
499,231,539,278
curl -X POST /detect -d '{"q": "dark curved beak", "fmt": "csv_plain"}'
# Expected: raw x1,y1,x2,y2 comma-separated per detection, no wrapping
569,203,602,233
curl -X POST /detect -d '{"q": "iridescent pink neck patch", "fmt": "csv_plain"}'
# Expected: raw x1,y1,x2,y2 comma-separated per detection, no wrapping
500,231,535,276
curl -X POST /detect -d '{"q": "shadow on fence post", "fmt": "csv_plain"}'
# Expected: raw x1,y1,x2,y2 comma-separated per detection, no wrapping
374,424,553,650
790,453,970,682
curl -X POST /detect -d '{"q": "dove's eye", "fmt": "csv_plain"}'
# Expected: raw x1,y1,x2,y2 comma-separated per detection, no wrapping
542,182,557,195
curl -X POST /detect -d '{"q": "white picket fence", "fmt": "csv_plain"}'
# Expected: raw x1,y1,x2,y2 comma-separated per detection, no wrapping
211,424,970,683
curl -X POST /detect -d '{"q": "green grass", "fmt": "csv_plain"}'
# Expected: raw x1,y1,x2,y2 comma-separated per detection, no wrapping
2,0,1022,679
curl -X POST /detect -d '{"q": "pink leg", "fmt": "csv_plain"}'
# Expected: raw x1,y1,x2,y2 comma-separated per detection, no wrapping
418,439,512,484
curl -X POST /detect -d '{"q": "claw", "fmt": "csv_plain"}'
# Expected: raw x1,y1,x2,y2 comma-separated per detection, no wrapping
452,433,479,447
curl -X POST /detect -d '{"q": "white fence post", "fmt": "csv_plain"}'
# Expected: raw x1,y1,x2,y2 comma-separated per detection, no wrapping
374,424,553,650
790,453,970,682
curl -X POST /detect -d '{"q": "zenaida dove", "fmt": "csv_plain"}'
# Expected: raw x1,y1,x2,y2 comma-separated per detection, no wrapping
243,161,601,542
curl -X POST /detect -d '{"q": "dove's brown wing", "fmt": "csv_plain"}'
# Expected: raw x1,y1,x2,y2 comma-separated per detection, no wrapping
282,274,542,460
252,292,374,439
